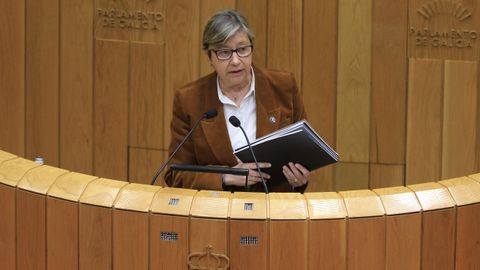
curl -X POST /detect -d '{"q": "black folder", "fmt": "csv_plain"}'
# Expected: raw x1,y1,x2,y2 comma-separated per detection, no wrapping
234,120,338,187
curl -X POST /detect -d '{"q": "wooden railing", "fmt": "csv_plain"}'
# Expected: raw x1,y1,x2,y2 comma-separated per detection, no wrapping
1,149,479,270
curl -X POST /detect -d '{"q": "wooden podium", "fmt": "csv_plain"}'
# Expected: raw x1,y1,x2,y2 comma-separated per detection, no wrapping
1,149,480,269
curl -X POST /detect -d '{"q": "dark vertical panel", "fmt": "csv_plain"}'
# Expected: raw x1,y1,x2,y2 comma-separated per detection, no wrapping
229,220,268,270
347,217,385,270
302,0,338,191
385,214,421,270
16,190,46,270
60,0,94,174
308,219,346,270
129,148,165,185
0,0,25,156
94,40,129,180
25,0,59,166
0,184,16,270
422,209,456,270
370,164,404,189
113,210,149,270
371,0,407,165
164,0,200,149
79,204,112,270
269,221,308,270
455,204,480,269
267,0,303,82
406,59,442,184
129,43,165,149
46,198,78,270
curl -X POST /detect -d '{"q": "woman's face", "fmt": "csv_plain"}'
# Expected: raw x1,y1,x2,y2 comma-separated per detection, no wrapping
208,31,253,89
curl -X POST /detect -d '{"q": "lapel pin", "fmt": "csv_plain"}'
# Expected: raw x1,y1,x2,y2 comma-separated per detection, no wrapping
269,116,276,123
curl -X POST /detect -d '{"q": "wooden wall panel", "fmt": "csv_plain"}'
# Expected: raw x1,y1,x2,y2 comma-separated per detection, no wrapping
371,0,407,165
129,43,165,149
190,218,228,254
421,209,456,270
455,204,480,269
0,184,16,270
385,214,421,270
164,0,200,148
46,198,78,270
16,190,46,270
25,0,59,166
113,210,149,270
60,0,94,174
269,221,308,270
442,60,477,178
370,164,404,189
94,40,129,181
302,0,338,192
150,214,189,270
267,0,303,83
199,0,236,77
308,219,346,270
347,217,385,270
337,0,372,163
229,220,268,270
406,59,443,184
335,162,369,191
236,0,268,67
129,148,166,185
79,204,112,270
0,0,25,156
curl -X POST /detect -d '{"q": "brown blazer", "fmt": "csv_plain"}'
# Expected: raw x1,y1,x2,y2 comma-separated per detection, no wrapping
164,66,307,192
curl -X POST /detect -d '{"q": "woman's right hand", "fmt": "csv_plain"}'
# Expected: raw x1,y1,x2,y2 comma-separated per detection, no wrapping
223,162,271,187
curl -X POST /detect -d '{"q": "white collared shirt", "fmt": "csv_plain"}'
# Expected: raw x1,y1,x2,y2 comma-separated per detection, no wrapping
217,68,256,152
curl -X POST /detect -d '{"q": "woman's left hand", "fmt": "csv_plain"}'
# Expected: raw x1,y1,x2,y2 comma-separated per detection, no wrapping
282,162,310,187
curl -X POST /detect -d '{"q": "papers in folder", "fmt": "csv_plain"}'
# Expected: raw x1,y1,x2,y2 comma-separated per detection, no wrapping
234,120,339,187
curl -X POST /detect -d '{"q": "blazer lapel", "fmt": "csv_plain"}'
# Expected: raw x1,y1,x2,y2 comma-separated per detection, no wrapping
200,75,238,166
255,68,281,138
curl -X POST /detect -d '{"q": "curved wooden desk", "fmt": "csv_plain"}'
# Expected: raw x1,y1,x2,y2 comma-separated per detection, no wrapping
1,149,479,269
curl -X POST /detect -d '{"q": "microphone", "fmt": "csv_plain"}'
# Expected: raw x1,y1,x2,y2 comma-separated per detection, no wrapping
150,108,218,185
228,116,269,193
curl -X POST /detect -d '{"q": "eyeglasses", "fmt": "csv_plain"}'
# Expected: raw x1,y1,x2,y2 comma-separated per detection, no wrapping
210,45,253,61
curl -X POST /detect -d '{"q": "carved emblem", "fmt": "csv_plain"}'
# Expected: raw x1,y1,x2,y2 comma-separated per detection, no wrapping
187,245,230,270
417,0,471,21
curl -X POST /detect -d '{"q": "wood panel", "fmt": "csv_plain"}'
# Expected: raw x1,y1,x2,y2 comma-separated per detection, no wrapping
421,208,456,270
46,197,78,270
25,0,59,166
455,204,480,269
60,0,94,174
0,184,16,270
442,60,477,178
229,220,267,270
337,0,372,163
347,217,385,270
113,209,149,270
79,204,112,270
129,148,166,185
189,217,228,253
302,0,338,192
0,0,25,156
199,0,236,77
269,221,307,270
308,219,346,270
385,213,421,270
94,40,129,181
334,162,369,191
164,0,200,148
406,59,443,184
267,0,303,83
150,214,189,270
236,0,268,67
16,190,46,270
369,164,404,189
129,43,165,149
371,0,407,164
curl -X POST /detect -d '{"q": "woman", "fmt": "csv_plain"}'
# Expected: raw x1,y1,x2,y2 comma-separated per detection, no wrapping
164,10,310,192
